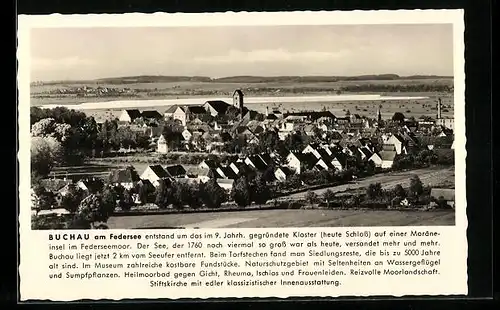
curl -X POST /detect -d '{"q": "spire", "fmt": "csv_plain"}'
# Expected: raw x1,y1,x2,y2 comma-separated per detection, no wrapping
377,105,382,123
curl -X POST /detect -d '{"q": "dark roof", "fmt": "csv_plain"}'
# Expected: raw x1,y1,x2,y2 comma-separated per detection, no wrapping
266,114,278,120
205,100,231,114
277,166,294,176
200,159,218,169
292,152,318,168
359,147,373,158
141,110,163,119
109,168,140,183
148,165,169,178
430,188,455,201
233,89,244,97
258,153,273,166
40,179,73,192
124,109,142,120
330,131,343,140
164,105,179,114
217,166,237,179
187,106,208,115
284,111,336,121
246,155,268,171
136,179,155,190
165,165,186,177
78,178,104,192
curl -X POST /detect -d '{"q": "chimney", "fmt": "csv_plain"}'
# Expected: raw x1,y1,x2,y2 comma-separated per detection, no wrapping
437,98,442,119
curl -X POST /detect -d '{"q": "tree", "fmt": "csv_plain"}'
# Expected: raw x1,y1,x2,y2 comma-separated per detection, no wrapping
436,196,449,209
323,189,336,208
121,189,134,211
259,130,280,153
409,175,424,197
31,136,63,177
101,186,117,215
137,182,155,204
366,183,383,200
155,179,170,208
187,183,203,209
393,184,407,198
32,185,55,211
59,184,86,213
231,176,251,207
201,178,226,209
251,173,271,205
392,112,405,123
171,182,191,209
305,191,318,205
71,194,111,229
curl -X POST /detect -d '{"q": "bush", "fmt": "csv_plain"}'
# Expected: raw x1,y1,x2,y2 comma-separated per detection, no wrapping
305,191,319,205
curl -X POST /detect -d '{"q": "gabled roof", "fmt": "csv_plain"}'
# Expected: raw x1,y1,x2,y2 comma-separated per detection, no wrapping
123,109,142,120
382,144,397,151
77,178,104,192
204,100,231,114
187,106,208,115
246,155,268,170
141,110,163,119
358,147,373,158
186,167,210,177
430,188,455,201
290,151,318,168
233,89,244,97
276,166,294,176
146,165,169,179
109,168,140,183
199,159,218,170
217,166,237,179
165,165,186,177
164,105,179,114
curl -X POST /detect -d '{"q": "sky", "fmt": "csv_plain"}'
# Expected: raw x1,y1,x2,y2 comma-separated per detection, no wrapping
30,24,454,82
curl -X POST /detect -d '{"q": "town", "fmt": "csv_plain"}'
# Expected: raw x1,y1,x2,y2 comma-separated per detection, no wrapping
30,88,455,229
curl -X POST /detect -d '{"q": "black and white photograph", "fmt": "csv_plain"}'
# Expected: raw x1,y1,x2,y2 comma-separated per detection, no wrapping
29,22,458,230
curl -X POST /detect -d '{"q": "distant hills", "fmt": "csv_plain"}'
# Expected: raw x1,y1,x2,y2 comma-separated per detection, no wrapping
32,74,453,86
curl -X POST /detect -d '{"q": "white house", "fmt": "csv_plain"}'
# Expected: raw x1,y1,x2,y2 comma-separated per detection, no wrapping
157,134,168,154
387,134,405,155
173,106,188,126
140,165,170,187
368,153,383,168
274,167,294,182
119,109,142,123
380,151,397,169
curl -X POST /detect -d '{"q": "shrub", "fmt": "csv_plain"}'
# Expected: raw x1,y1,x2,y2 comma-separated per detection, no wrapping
305,191,319,205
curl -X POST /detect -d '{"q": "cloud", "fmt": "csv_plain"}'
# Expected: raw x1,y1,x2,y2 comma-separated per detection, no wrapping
192,49,348,64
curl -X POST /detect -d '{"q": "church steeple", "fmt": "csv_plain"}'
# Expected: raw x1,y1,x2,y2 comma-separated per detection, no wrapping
377,105,382,123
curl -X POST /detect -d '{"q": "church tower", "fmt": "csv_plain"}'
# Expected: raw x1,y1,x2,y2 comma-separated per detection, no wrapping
377,105,382,123
233,89,244,119
437,98,442,119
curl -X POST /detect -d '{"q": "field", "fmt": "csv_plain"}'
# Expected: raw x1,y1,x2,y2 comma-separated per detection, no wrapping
106,208,455,229
286,166,455,199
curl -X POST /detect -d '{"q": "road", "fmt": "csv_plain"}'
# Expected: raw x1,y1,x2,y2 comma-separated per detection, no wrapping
284,166,454,200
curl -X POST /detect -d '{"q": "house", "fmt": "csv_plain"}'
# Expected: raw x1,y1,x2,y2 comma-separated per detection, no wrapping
274,166,294,182
229,161,247,175
379,150,397,169
198,159,218,171
330,153,347,171
186,106,209,120
76,178,104,194
358,146,374,161
216,178,234,191
387,134,405,155
203,100,231,117
108,168,140,189
164,105,179,120
182,129,193,141
140,165,170,187
165,165,187,178
157,134,168,153
173,106,188,126
430,188,455,208
40,178,73,194
285,151,317,174
216,166,237,179
186,167,211,183
244,155,268,171
368,153,383,168
119,109,142,123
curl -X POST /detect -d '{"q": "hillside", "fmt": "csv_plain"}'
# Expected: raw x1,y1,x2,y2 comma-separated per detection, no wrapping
32,74,453,86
